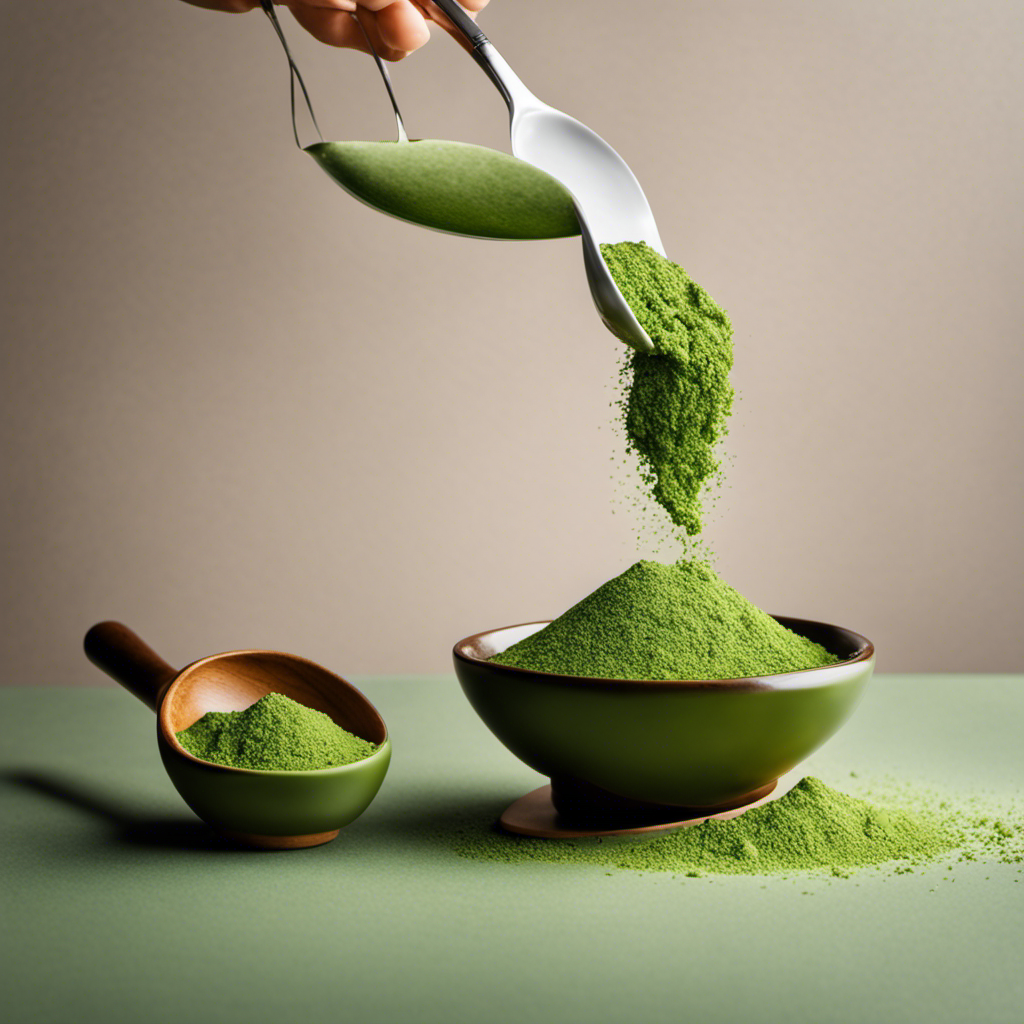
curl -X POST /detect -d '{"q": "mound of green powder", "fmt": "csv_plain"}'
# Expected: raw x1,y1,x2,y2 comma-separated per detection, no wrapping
457,778,960,877
306,140,580,240
176,692,378,771
602,241,734,537
490,559,837,680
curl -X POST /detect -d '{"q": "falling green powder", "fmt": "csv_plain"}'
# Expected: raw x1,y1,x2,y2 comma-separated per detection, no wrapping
602,241,734,538
176,692,378,771
456,778,986,877
491,559,837,680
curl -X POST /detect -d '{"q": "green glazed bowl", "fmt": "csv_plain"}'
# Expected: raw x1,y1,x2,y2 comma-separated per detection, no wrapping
453,617,873,818
84,621,391,849
158,729,392,849
156,649,392,848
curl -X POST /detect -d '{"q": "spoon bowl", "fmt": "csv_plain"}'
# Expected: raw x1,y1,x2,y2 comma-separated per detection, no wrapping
305,138,580,240
424,0,661,352
84,622,391,848
260,0,657,349
507,102,665,352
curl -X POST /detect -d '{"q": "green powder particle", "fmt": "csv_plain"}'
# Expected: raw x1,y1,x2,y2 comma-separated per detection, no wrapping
176,692,378,771
850,776,1024,868
490,559,837,680
456,778,959,877
602,241,734,537
306,140,580,240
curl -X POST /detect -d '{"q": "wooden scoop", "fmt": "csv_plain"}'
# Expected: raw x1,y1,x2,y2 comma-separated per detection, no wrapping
84,622,391,849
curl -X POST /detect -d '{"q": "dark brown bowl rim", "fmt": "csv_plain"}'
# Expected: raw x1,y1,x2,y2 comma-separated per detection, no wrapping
452,616,874,692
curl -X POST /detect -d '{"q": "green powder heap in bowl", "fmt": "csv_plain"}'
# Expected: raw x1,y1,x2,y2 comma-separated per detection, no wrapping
176,692,378,772
490,559,837,680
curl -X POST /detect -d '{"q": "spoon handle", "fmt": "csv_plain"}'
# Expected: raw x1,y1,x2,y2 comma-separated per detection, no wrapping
84,622,178,712
419,0,488,53
421,2,536,115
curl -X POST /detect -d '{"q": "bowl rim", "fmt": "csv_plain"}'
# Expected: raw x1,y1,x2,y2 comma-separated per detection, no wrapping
158,648,391,777
453,616,874,692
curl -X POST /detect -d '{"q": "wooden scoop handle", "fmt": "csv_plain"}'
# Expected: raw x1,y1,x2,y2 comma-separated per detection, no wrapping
84,621,178,712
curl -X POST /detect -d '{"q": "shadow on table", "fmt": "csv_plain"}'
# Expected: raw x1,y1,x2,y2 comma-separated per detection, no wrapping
361,787,520,851
3,770,254,853
5,769,520,856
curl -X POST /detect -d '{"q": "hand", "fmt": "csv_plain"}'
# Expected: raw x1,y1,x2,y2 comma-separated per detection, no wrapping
182,1,490,61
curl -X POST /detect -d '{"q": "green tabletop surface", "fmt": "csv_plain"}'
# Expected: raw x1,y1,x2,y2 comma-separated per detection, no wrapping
3,675,1022,1024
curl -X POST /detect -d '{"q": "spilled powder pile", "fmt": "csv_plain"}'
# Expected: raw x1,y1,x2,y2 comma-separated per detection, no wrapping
456,777,1020,878
490,559,837,680
854,776,1024,872
602,241,734,538
176,692,377,771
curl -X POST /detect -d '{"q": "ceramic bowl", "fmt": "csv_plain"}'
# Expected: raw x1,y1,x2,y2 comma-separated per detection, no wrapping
85,622,393,849
157,651,392,848
453,617,873,818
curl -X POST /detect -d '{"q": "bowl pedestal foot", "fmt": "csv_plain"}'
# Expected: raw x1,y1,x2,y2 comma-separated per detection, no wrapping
217,828,340,849
499,779,778,839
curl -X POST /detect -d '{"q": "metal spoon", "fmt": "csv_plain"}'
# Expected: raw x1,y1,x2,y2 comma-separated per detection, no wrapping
259,2,580,240
260,0,657,351
422,0,661,353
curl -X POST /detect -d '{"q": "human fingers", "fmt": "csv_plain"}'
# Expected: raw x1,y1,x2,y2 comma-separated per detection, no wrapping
353,7,414,61
371,1,431,54
287,4,373,53
358,0,489,35
413,0,490,17
289,4,414,61
410,0,488,30
180,1,261,12
180,2,361,13
278,0,357,9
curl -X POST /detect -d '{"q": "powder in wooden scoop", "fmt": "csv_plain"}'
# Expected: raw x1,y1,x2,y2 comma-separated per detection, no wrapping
176,692,377,771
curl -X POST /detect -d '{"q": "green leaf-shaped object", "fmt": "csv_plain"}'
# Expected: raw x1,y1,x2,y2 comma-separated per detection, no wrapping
305,139,580,240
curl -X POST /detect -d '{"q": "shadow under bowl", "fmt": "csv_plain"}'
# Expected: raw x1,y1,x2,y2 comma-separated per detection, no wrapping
453,617,873,822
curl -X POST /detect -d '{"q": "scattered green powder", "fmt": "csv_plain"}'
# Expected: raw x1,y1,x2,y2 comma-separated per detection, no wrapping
854,774,1024,870
490,559,837,680
602,241,734,538
306,139,579,240
455,777,1015,878
175,692,377,771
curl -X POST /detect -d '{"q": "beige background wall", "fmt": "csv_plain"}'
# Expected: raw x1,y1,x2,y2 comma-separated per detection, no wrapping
2,0,1021,685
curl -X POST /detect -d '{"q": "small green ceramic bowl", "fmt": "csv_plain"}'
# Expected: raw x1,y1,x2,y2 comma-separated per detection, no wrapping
153,647,392,849
157,729,392,849
85,622,391,849
453,617,873,821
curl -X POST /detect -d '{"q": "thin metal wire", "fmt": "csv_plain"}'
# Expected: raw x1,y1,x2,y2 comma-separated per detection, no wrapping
352,16,409,142
259,0,323,147
259,0,408,146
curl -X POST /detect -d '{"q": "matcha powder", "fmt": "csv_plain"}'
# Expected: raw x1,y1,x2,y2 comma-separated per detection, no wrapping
602,241,734,538
490,559,837,680
457,778,967,878
176,692,378,771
